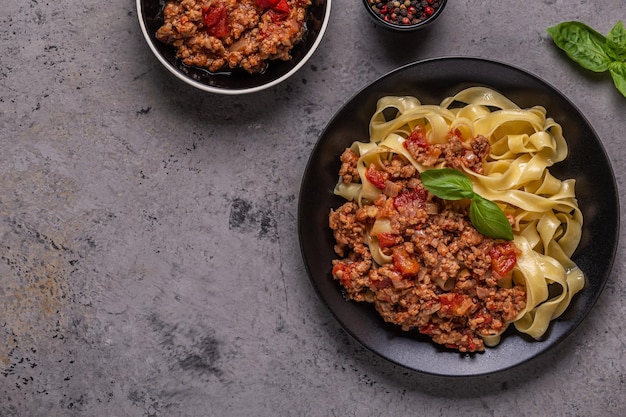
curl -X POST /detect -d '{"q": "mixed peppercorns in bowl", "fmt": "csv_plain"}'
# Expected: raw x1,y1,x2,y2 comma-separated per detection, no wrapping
363,0,446,31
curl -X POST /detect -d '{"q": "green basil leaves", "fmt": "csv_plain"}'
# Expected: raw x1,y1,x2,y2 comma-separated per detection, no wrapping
607,21,626,61
418,168,475,200
547,21,626,97
609,62,626,95
469,195,514,242
420,168,514,241
546,21,612,72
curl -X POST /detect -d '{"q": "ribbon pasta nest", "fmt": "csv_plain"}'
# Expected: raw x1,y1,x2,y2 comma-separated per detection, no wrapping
328,87,584,352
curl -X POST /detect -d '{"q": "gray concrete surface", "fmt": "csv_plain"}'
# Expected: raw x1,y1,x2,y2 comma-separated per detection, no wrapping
1,0,625,416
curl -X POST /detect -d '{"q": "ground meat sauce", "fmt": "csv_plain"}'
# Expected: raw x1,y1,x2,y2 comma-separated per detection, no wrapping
156,0,311,74
329,127,526,352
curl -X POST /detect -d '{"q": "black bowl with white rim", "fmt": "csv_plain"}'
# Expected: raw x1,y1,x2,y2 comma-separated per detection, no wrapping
137,0,331,94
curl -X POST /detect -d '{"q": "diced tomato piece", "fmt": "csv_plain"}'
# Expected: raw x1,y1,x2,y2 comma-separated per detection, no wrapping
202,5,222,26
257,0,289,21
489,241,518,278
211,16,228,37
439,293,473,316
332,262,354,277
365,166,388,190
268,9,286,22
376,232,398,248
332,262,355,287
403,126,430,152
392,247,420,276
202,4,228,38
439,293,465,307
393,187,427,211
255,0,280,7
272,0,290,13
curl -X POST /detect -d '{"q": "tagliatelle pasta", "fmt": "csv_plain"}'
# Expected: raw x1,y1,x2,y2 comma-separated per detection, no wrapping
329,87,584,351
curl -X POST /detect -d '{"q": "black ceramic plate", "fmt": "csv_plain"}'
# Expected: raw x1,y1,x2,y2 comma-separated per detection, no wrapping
298,57,619,376
137,0,330,94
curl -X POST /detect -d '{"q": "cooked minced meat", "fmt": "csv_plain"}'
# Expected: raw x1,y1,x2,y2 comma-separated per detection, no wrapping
329,129,526,353
156,0,311,74
403,126,491,174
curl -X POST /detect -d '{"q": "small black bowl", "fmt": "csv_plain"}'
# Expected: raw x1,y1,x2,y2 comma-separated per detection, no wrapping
363,0,446,32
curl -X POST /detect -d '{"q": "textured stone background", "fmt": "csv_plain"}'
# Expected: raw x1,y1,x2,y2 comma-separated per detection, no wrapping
1,0,625,416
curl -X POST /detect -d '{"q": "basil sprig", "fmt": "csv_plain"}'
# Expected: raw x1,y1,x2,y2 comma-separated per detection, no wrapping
547,21,626,97
420,168,514,240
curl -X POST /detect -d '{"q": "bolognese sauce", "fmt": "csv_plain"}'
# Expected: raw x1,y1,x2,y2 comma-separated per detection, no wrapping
328,127,527,352
156,0,311,74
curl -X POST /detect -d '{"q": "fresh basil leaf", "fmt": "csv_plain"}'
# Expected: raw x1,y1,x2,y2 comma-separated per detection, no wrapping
420,168,513,240
607,21,626,61
469,195,514,240
547,21,612,72
609,61,626,97
420,168,475,200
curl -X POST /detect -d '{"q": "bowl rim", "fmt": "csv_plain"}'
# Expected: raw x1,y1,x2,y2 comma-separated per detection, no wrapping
362,0,447,31
136,0,332,95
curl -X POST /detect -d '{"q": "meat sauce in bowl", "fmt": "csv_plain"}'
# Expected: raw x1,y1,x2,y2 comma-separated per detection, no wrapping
155,0,312,74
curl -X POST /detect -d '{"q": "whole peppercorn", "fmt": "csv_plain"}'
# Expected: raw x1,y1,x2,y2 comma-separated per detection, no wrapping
368,0,442,26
